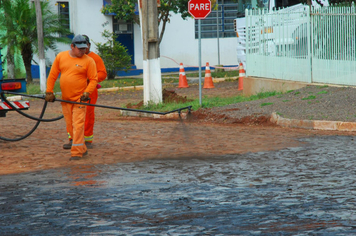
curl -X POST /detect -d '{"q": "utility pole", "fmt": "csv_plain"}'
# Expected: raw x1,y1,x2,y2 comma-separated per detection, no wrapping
138,0,162,105
34,0,46,92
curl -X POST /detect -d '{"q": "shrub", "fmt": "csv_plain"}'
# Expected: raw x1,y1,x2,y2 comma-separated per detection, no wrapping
94,30,132,79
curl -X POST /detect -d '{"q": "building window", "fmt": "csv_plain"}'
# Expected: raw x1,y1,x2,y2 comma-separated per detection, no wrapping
113,18,133,34
57,2,70,30
195,0,238,39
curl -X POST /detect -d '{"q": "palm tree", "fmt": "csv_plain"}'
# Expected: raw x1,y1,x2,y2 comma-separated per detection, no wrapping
0,0,72,83
0,0,17,79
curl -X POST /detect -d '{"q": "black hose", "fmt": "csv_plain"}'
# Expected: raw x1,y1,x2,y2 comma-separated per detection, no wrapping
1,91,192,142
0,92,64,122
4,91,192,115
0,100,49,142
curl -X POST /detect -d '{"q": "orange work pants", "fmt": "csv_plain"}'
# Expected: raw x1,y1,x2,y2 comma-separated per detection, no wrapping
62,102,87,157
84,88,98,143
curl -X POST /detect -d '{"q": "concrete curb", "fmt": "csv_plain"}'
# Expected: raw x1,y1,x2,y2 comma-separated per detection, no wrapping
120,110,188,119
6,96,23,101
118,110,356,131
98,85,143,93
271,112,356,132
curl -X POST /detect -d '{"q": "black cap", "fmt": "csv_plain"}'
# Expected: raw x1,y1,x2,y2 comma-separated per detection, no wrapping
82,35,90,44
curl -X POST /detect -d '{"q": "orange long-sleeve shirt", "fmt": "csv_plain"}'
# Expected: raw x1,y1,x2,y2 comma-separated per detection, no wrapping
87,51,107,83
46,51,98,101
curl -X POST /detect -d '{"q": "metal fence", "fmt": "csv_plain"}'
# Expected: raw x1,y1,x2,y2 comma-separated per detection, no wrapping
246,3,356,86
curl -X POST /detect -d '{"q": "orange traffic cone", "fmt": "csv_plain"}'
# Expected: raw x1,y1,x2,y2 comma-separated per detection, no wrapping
178,63,189,88
238,63,245,91
203,62,214,89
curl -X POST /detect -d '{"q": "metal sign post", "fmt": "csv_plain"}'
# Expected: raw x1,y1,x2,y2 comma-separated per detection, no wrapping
188,0,211,106
198,19,202,106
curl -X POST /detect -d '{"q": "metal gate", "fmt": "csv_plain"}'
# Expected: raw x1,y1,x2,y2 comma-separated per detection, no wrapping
246,4,356,86
311,5,356,85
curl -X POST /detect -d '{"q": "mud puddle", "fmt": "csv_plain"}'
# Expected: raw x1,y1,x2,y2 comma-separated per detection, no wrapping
1,135,356,234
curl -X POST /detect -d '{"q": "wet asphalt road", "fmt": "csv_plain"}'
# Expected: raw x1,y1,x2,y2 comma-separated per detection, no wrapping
1,135,356,235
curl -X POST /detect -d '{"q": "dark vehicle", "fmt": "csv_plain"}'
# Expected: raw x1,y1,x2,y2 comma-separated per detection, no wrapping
0,46,30,117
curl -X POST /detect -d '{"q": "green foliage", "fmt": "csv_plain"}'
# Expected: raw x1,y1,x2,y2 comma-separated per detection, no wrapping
101,78,143,88
94,30,132,79
0,0,72,82
302,95,316,100
102,0,190,22
212,69,239,78
317,90,328,94
2,69,26,79
143,90,280,112
255,91,277,99
101,0,137,23
260,102,274,107
1,52,25,78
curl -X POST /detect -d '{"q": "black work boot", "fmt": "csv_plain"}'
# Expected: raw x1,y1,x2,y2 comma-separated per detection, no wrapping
85,142,93,149
63,140,72,149
69,151,87,161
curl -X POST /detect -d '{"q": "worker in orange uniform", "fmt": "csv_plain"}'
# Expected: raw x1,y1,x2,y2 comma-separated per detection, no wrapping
63,34,107,150
83,34,107,148
45,35,98,161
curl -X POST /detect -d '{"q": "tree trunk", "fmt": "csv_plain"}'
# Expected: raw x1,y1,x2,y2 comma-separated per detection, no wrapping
21,43,33,83
158,0,171,45
158,10,170,44
6,46,15,79
307,0,312,7
4,0,15,79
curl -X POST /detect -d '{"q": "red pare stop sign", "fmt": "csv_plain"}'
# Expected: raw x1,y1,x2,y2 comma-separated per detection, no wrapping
188,0,211,19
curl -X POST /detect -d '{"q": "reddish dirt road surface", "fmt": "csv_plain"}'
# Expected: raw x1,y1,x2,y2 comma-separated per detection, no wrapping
1,81,353,175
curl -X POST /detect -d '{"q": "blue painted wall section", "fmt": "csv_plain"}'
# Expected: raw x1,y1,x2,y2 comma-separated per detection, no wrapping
31,65,51,79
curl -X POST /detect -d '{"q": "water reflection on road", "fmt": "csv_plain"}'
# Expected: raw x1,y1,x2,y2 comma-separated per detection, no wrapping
1,135,356,235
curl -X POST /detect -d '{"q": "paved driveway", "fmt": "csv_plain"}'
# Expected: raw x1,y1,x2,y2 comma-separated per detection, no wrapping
1,135,356,235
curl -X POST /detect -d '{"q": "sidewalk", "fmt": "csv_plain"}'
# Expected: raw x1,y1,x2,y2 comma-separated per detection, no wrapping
98,78,356,132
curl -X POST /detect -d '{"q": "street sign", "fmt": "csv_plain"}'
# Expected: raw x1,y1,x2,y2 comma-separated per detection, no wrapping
188,0,211,19
188,0,211,106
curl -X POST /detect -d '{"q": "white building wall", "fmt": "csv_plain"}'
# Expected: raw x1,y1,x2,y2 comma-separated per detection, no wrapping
69,0,112,50
35,0,111,65
134,13,238,69
38,1,238,70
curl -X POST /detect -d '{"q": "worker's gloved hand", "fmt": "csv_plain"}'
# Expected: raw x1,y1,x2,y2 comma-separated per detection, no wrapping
45,92,55,102
80,92,90,102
